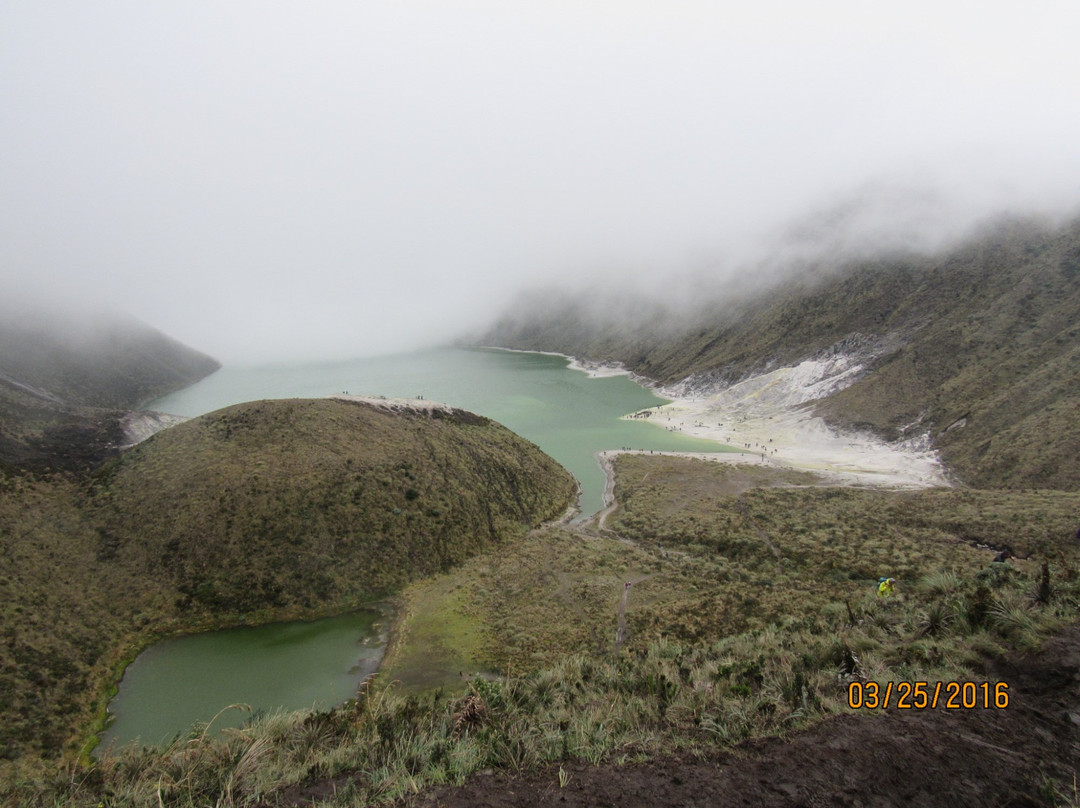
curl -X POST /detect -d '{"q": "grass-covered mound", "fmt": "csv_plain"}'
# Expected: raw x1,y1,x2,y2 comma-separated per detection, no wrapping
16,455,1080,807
90,398,575,615
0,398,575,767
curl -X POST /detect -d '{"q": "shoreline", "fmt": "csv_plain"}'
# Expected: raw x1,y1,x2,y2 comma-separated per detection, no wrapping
488,344,951,491
477,345,638,380
644,397,948,490
330,393,455,414
484,343,949,490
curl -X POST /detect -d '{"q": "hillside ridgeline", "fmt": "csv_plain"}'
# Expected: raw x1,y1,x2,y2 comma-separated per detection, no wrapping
483,216,1080,489
0,305,220,472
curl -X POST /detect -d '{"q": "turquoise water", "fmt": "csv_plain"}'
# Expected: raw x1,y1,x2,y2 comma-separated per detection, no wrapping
99,610,385,751
151,347,729,516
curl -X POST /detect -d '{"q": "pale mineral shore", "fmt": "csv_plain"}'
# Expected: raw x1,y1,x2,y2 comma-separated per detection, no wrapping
331,394,456,414
481,346,637,380
119,410,190,448
516,347,952,491
121,395,458,448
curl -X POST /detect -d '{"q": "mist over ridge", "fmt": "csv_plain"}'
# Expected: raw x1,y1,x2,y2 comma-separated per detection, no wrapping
3,2,1080,363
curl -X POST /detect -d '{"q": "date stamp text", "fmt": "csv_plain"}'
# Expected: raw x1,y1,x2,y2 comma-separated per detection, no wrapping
847,681,1010,710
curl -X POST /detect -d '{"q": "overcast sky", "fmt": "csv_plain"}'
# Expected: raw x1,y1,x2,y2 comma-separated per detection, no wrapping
3,1,1079,363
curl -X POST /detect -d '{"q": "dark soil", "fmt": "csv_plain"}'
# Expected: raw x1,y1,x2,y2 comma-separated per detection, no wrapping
276,625,1080,808
0,406,126,472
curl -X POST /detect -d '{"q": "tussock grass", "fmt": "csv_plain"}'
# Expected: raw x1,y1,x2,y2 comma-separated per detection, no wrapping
29,554,1074,808
8,455,1080,806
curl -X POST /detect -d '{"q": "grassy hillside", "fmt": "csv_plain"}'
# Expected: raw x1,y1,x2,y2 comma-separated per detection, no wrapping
0,305,220,471
0,474,120,760
388,454,1079,685
15,455,1080,807
0,398,575,764
0,388,127,472
483,216,1080,489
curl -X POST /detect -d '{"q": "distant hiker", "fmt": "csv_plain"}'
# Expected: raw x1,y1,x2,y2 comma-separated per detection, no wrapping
877,577,896,598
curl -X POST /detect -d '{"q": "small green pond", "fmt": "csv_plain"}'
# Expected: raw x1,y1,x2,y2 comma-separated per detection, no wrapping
99,610,385,751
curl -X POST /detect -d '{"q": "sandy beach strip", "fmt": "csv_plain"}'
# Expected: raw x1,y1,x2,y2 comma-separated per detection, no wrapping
620,351,949,490
330,394,455,415
486,345,950,491
637,398,949,490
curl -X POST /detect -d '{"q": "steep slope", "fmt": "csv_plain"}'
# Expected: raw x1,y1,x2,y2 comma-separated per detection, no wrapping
0,398,575,762
0,305,220,471
91,397,575,613
484,216,1080,489
17,455,1080,807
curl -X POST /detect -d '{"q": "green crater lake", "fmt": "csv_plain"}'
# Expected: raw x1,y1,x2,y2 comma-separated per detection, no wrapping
103,347,729,749
150,346,729,517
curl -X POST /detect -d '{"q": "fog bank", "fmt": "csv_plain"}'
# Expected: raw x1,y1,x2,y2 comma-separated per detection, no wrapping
3,2,1079,362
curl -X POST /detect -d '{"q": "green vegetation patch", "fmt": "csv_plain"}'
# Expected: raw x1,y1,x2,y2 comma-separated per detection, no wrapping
9,453,1080,807
380,575,491,693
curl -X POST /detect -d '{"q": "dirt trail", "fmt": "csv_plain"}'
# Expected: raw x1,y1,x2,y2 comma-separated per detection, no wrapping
402,625,1080,808
584,451,620,533
735,496,785,571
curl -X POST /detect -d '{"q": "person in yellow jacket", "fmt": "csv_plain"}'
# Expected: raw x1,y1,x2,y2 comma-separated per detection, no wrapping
877,577,896,597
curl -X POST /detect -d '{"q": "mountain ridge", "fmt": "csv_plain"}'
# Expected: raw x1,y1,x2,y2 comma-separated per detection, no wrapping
0,305,221,471
482,215,1080,489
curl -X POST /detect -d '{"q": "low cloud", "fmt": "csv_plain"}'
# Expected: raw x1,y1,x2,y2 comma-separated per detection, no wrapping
3,1,1079,362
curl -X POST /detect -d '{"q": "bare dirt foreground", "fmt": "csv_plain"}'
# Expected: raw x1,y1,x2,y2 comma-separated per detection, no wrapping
409,632,1080,808
266,627,1080,808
